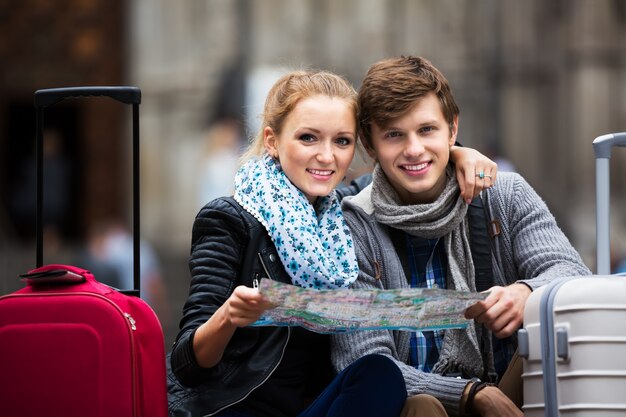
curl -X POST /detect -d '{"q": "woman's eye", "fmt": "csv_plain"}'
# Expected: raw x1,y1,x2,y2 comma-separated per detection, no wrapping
335,137,352,146
299,134,315,142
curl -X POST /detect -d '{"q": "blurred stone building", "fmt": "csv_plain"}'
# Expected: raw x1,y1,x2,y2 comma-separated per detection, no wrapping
2,0,626,344
129,0,626,265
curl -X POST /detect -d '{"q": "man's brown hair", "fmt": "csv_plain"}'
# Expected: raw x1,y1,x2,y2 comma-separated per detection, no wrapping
357,56,459,149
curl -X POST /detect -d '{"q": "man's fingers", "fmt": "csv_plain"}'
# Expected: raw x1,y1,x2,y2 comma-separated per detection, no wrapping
464,301,486,320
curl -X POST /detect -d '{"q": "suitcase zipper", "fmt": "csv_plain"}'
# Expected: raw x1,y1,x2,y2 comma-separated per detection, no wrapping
82,293,141,417
125,313,137,330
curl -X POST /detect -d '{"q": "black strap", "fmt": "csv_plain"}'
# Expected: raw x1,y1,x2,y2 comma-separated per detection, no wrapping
467,196,493,292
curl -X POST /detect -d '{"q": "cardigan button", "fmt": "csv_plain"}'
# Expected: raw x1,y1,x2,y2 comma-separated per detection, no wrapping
269,254,277,262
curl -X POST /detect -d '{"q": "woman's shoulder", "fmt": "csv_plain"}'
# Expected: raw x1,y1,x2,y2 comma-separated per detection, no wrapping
198,195,239,212
192,197,255,243
197,196,259,222
194,197,240,224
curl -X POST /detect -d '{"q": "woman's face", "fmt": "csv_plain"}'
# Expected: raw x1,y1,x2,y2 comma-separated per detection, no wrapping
264,95,356,203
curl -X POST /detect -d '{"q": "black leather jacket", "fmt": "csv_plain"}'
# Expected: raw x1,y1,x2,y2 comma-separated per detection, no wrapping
168,177,371,417
168,197,296,416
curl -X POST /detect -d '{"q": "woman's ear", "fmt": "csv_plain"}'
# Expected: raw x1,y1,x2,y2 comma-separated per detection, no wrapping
264,126,278,158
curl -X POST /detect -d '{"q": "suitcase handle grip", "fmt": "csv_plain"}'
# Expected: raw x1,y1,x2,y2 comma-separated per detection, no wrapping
34,86,141,108
593,132,626,159
593,132,626,274
19,269,86,286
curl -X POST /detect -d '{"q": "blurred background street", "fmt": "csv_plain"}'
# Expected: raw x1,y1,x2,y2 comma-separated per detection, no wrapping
1,0,626,347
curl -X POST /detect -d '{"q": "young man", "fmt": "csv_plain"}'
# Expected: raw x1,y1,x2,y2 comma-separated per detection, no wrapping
330,56,591,417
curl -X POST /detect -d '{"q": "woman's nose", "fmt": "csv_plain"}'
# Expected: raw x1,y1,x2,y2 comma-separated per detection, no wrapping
316,142,334,163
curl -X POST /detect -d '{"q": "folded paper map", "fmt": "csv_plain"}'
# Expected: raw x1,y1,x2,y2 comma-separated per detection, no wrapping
250,278,488,334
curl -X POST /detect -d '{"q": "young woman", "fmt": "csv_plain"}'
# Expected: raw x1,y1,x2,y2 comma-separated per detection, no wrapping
167,69,497,417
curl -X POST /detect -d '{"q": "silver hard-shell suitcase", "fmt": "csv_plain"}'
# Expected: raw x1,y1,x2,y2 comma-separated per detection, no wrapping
519,132,626,417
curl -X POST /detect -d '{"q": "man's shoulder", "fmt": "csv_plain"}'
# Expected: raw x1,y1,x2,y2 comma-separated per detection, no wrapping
342,183,374,216
483,171,526,202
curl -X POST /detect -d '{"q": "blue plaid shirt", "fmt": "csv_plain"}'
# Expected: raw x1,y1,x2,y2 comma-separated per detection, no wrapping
404,232,514,378
405,234,447,372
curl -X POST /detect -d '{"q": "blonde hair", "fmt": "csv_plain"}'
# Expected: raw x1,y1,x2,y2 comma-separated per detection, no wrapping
240,70,357,164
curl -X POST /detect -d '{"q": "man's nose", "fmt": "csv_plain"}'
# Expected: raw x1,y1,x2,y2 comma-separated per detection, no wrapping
403,133,425,157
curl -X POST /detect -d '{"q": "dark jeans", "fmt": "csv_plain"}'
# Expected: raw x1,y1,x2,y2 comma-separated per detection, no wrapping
217,354,407,417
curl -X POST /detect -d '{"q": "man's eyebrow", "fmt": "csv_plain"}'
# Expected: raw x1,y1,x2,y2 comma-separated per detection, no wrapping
382,119,439,131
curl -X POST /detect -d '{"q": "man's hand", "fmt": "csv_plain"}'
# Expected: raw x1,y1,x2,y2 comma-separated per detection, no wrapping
473,385,523,417
464,283,532,338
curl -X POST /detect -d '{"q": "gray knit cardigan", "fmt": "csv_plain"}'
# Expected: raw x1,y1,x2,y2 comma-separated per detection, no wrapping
330,171,591,417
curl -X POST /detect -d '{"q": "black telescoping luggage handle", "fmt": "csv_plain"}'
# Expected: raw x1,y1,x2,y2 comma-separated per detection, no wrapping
34,86,141,107
592,132,626,275
34,86,142,296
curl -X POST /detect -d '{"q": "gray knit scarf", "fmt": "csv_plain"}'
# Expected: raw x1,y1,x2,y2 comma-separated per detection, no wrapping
371,163,494,381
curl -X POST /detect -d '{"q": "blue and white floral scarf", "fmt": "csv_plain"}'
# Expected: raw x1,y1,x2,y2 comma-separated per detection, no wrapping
234,155,358,289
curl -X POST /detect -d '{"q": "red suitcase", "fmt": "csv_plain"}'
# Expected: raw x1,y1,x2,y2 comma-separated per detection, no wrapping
0,87,168,417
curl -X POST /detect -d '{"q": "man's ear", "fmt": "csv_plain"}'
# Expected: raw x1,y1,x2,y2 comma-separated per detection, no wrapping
449,116,459,147
264,126,278,157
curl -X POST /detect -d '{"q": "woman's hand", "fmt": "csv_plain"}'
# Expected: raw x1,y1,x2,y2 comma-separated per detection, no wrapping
450,146,498,203
224,285,274,327
192,285,273,368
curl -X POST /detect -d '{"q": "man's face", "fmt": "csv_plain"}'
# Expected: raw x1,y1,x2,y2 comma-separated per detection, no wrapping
368,92,457,205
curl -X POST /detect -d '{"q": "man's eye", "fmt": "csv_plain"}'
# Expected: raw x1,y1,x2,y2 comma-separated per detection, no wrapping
420,126,434,133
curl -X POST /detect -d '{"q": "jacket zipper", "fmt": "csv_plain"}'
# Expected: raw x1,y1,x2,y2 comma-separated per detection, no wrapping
257,252,272,286
206,252,290,416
